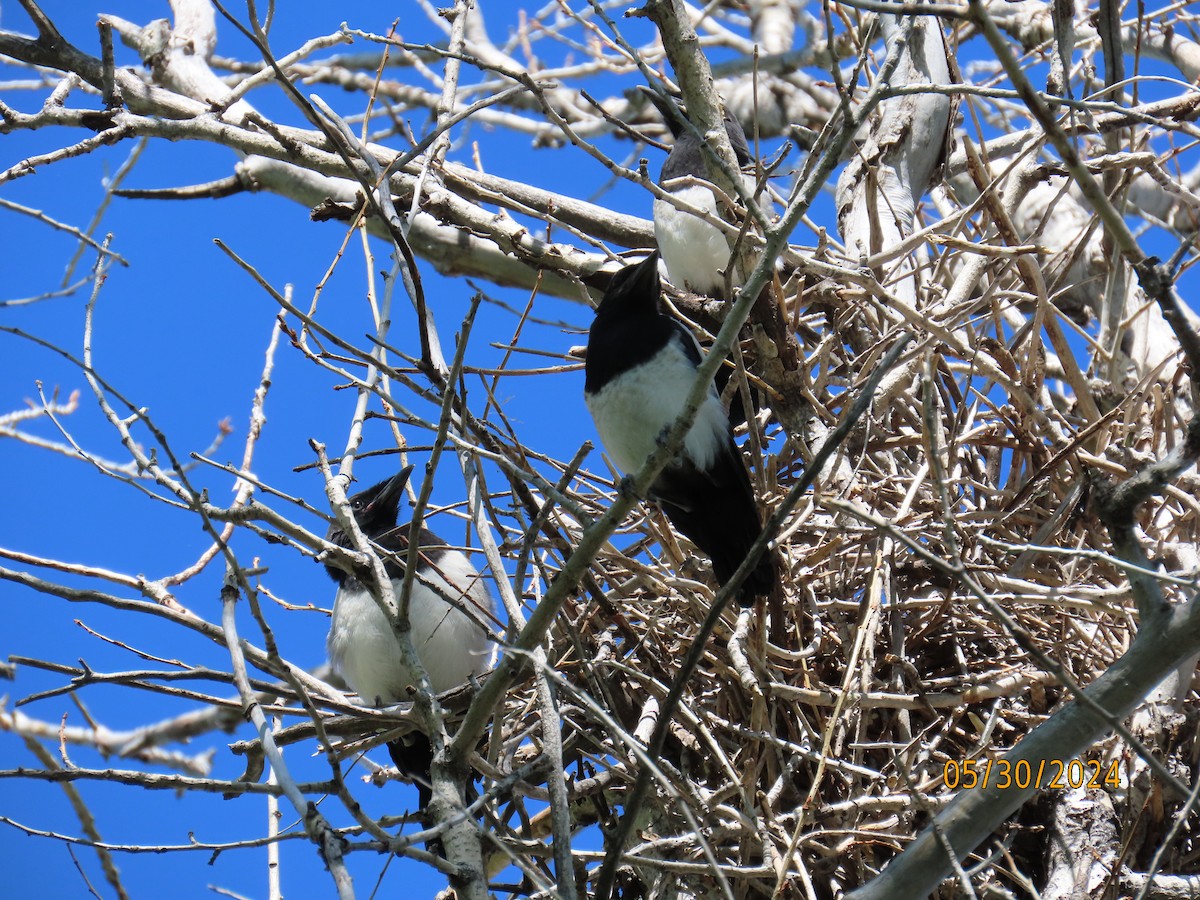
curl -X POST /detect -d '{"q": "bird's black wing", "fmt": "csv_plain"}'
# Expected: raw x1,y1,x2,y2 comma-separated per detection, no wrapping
655,324,773,599
723,110,752,167
670,309,764,430
651,433,774,603
670,319,704,368
369,522,450,582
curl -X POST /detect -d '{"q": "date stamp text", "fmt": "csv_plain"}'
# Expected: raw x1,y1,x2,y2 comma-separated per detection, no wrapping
944,758,1121,790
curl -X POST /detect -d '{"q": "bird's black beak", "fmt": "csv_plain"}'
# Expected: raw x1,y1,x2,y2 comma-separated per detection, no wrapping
365,465,413,519
638,84,686,137
598,252,662,312
629,250,661,294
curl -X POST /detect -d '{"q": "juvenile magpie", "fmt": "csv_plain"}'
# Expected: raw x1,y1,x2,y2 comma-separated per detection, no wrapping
324,466,495,806
643,87,756,299
585,252,774,604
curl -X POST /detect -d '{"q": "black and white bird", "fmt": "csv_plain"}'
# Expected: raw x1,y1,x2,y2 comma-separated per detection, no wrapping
324,466,495,805
585,252,774,604
643,87,757,299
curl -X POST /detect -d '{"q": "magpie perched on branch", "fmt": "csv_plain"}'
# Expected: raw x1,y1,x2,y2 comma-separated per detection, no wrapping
585,252,775,604
642,87,777,431
324,465,495,807
642,86,756,300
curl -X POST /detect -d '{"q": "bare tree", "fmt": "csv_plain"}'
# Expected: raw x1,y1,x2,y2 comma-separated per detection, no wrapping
3,0,1200,897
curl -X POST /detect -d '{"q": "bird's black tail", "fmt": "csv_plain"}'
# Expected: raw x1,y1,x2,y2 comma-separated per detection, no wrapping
654,447,776,606
387,734,435,811
387,734,483,857
665,501,775,605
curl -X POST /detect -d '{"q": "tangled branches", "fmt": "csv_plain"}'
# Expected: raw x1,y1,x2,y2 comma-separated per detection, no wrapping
3,1,1200,898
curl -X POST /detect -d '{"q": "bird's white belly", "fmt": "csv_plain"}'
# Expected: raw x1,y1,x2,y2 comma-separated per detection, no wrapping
586,340,728,475
654,182,751,296
327,550,495,706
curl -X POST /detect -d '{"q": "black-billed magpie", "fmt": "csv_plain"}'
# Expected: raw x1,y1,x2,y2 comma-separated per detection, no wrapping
643,87,756,299
324,465,495,805
585,252,774,604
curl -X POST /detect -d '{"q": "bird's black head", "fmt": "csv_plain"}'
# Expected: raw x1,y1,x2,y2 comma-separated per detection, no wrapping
596,252,661,317
640,85,688,139
585,253,669,393
324,466,413,581
639,85,752,172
